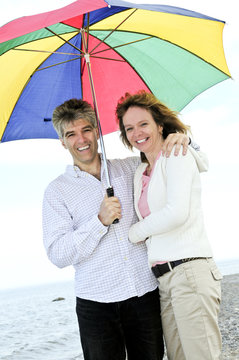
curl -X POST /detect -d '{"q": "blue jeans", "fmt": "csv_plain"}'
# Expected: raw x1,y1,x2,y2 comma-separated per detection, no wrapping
76,289,164,360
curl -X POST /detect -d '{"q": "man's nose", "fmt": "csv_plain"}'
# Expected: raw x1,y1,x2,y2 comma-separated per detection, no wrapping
76,132,86,143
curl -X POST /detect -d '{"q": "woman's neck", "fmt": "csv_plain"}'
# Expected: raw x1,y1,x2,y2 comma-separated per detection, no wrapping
145,141,164,169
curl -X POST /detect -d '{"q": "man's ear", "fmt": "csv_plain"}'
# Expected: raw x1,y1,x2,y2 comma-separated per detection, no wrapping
95,127,100,140
60,138,67,149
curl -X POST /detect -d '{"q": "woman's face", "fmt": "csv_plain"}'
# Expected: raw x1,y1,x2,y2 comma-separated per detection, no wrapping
122,106,163,156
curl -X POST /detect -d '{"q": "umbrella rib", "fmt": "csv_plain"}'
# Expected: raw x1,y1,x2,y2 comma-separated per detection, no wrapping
45,27,84,54
89,8,138,55
90,55,125,62
91,35,153,56
34,57,82,72
13,48,82,57
86,13,90,52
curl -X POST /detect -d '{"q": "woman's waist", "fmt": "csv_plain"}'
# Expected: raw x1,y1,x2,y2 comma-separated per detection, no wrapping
146,232,212,264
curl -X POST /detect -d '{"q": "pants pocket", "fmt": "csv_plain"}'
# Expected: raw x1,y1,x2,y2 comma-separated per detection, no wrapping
210,266,223,281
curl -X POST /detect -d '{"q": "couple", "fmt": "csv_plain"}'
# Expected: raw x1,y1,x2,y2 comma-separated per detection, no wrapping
42,91,222,360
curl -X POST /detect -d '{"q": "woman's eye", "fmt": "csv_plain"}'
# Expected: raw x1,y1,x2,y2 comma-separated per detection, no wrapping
125,128,132,132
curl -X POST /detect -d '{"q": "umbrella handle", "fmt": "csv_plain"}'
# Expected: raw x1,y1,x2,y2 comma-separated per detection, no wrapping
106,187,119,224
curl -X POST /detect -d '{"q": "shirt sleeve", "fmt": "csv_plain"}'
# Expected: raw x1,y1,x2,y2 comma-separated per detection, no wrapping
129,151,197,243
188,146,209,173
42,185,108,268
190,139,200,152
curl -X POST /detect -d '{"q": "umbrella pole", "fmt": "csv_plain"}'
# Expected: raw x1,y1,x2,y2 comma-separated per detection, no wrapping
83,53,111,188
82,32,119,223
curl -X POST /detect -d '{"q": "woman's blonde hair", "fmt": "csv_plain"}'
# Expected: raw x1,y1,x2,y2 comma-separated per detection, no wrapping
116,90,190,155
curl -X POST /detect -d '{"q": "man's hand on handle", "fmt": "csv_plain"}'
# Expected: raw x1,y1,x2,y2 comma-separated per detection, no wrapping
98,195,122,226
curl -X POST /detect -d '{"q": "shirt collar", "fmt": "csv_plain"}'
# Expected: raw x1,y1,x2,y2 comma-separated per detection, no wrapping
65,153,106,178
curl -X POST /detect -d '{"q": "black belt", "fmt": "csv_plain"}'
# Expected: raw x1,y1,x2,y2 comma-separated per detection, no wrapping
151,257,210,278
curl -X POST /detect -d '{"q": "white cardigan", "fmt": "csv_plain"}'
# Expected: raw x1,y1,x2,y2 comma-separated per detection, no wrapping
129,147,213,266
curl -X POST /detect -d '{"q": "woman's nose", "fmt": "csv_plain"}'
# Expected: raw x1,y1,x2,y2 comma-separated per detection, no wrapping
133,126,142,138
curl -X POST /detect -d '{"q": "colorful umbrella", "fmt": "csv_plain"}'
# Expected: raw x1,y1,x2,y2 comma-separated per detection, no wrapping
0,0,231,187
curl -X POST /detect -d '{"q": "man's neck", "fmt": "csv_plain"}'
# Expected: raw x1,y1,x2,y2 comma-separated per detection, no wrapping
74,155,101,180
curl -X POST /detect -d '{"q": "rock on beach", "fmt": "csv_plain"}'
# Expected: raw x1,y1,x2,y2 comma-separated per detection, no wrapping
52,297,65,302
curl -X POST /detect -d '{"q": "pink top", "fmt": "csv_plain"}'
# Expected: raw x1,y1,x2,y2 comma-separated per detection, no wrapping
138,151,166,266
138,151,161,218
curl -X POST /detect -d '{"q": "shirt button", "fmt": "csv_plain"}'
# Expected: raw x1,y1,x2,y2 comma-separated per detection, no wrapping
124,257,128,261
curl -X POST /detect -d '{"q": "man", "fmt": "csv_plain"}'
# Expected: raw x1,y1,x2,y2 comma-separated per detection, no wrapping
42,98,205,360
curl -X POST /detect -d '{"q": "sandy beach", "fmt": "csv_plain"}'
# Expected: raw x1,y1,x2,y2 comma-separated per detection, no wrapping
162,273,239,359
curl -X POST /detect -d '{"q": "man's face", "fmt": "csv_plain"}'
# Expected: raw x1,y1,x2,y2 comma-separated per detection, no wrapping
61,118,99,170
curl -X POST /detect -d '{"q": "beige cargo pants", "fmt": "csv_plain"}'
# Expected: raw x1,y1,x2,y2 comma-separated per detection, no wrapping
158,258,222,360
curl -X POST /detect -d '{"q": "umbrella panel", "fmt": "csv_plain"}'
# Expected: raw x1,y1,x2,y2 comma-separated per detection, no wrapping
0,2,231,142
2,38,82,142
91,30,229,110
2,32,152,141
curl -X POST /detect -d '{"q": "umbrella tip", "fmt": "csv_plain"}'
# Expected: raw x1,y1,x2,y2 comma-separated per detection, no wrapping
104,0,111,7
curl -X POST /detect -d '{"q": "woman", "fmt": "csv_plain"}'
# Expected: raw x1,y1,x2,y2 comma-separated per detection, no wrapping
116,90,222,360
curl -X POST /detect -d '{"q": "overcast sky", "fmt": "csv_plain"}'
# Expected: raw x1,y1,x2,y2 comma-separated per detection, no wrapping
0,0,238,290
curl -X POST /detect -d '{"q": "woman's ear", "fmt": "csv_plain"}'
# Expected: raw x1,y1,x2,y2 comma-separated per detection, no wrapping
158,125,164,134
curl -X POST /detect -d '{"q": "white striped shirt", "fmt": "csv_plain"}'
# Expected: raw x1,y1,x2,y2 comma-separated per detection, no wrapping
42,156,158,302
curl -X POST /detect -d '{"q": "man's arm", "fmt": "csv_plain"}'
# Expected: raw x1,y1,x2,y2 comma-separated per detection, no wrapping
161,133,208,172
162,134,201,157
42,187,108,268
43,185,122,268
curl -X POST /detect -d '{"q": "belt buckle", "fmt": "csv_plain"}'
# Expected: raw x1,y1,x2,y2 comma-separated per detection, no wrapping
167,262,173,271
158,262,173,276
152,262,171,278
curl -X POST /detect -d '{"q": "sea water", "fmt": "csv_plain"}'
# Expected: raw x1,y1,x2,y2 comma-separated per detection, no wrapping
0,282,82,360
0,258,238,360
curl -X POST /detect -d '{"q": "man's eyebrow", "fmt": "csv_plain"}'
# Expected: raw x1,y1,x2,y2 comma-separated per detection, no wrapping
64,130,75,137
64,124,94,137
82,125,94,130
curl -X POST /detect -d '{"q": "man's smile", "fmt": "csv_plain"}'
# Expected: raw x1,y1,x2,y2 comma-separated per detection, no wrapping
77,145,90,151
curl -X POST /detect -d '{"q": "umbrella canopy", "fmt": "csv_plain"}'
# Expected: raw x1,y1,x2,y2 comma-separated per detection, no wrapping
0,0,231,143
